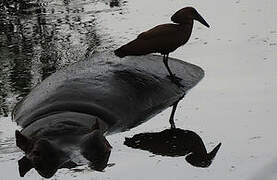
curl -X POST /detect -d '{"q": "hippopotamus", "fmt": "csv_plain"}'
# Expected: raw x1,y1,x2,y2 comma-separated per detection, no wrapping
12,52,204,178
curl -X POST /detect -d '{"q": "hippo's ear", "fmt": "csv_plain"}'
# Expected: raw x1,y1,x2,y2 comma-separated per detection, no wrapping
81,130,112,171
15,130,31,152
91,118,108,133
18,156,33,177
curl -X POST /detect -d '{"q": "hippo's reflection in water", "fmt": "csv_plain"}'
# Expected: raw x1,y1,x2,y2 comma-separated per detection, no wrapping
124,128,221,168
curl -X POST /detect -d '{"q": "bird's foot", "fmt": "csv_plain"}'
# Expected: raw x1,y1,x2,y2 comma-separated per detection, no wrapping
167,74,184,87
169,118,176,129
170,123,176,129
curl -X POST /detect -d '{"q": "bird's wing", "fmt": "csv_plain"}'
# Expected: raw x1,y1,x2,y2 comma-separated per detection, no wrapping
137,24,180,40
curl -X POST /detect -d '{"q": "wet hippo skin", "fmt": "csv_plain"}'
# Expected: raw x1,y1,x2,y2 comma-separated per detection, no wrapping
12,52,204,178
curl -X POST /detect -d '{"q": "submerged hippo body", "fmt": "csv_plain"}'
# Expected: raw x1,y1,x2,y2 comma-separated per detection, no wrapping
13,52,204,178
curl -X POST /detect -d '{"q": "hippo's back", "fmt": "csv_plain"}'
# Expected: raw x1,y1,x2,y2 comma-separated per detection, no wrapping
12,52,204,133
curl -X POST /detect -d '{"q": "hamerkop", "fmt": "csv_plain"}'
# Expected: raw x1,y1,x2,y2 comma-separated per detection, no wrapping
114,7,209,85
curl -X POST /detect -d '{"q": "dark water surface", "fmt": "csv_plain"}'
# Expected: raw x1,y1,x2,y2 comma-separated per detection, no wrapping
0,0,126,116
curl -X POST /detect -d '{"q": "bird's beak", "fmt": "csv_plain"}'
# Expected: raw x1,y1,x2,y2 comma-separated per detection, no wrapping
207,143,221,160
195,12,210,28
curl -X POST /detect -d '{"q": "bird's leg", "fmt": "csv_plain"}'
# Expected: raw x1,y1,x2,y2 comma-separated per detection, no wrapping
169,101,178,129
169,93,185,129
163,54,183,87
163,54,174,78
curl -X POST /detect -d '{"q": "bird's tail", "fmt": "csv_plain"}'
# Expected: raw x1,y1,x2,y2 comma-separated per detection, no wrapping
114,47,126,58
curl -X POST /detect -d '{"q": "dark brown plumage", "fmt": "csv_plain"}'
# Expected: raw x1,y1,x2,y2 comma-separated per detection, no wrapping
114,7,210,84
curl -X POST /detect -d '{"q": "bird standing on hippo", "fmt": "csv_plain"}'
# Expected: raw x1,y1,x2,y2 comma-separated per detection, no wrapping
114,7,210,85
12,51,204,178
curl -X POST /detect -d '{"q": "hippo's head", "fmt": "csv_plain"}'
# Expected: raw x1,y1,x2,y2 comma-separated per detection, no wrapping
15,130,73,178
15,125,112,177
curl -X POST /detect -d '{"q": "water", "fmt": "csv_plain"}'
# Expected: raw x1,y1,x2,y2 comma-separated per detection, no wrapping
1,0,277,179
0,0,123,115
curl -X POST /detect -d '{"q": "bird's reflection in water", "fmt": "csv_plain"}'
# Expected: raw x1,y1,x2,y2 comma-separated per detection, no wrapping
124,128,221,168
